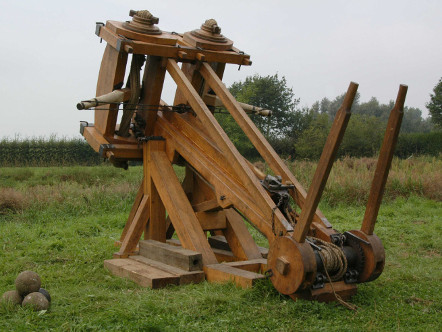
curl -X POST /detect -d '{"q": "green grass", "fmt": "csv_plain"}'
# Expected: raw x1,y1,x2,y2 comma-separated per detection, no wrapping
0,164,441,331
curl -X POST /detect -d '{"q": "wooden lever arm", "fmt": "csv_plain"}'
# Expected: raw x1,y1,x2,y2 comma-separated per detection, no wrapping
293,82,359,243
361,85,407,235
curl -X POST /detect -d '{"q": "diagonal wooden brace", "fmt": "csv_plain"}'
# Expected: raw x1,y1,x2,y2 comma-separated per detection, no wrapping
361,85,408,235
293,82,359,243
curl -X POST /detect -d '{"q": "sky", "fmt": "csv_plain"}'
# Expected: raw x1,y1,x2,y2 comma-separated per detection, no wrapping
0,0,441,138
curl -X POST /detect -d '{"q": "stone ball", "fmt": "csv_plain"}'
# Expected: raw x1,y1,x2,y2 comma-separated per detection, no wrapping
22,292,49,311
1,290,23,305
15,271,41,296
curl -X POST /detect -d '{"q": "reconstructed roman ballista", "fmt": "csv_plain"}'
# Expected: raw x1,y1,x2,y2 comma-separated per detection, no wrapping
78,10,407,302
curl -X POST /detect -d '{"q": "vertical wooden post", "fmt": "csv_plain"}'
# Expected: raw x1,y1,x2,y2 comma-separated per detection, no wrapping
144,140,167,242
140,56,167,136
361,85,407,235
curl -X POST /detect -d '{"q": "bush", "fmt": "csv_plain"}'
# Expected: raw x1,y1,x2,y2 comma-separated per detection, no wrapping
395,131,442,158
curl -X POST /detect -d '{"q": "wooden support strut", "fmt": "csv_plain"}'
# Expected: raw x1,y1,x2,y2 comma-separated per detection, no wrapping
166,59,292,240
198,63,330,230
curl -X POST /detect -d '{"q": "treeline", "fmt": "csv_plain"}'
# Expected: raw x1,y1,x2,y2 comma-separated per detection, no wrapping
0,136,102,167
216,74,441,160
1,75,440,167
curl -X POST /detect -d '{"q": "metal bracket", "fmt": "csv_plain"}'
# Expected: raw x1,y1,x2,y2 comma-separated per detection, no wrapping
79,121,94,135
95,22,104,37
99,144,115,157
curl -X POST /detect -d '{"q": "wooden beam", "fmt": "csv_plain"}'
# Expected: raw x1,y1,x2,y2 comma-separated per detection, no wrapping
203,264,265,288
116,195,150,257
144,141,166,242
155,116,275,240
199,62,329,228
139,240,203,271
195,211,227,230
98,26,251,66
293,82,358,243
166,59,291,240
223,209,262,260
148,149,218,265
119,180,144,242
104,258,179,288
140,56,167,136
129,255,205,285
361,85,407,235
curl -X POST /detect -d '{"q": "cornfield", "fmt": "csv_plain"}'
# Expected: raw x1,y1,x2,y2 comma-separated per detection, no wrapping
0,135,102,167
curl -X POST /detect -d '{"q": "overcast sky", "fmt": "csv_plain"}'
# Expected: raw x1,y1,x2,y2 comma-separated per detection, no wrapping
1,0,441,138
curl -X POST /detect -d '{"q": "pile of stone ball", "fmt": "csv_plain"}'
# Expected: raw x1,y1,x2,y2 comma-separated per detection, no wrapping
1,271,51,311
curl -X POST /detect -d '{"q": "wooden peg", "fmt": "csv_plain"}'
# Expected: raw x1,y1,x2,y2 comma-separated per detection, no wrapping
196,53,206,61
177,51,188,59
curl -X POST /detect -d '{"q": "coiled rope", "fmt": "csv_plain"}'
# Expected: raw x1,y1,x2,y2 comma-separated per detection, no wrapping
307,237,358,311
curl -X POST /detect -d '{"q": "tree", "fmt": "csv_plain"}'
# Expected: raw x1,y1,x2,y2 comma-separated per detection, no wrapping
229,74,300,138
426,77,442,128
216,74,305,157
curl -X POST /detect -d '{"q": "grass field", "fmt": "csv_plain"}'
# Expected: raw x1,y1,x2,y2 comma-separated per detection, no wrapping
0,157,441,331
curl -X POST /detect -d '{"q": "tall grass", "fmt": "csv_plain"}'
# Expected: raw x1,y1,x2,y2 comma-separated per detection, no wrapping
0,161,440,330
287,155,441,205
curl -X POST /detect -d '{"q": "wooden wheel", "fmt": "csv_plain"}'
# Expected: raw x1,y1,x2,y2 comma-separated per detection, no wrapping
348,230,385,282
267,236,316,295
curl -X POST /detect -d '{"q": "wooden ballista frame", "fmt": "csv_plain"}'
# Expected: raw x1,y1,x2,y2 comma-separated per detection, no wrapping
79,10,407,302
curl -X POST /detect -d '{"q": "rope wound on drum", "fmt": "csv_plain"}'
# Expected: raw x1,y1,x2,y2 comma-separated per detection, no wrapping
307,237,357,311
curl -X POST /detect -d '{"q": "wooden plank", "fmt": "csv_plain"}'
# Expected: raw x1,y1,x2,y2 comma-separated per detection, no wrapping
99,143,142,159
117,195,150,257
361,85,407,235
145,141,166,242
82,126,109,152
212,248,236,262
148,150,218,265
291,281,357,302
119,180,144,242
98,26,251,65
167,238,237,263
192,199,222,212
104,258,179,288
139,56,167,136
129,255,204,285
95,44,127,137
209,235,268,258
204,264,265,288
106,21,178,46
224,259,268,273
195,211,226,231
208,235,231,251
139,240,203,271
223,209,262,260
293,82,358,243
